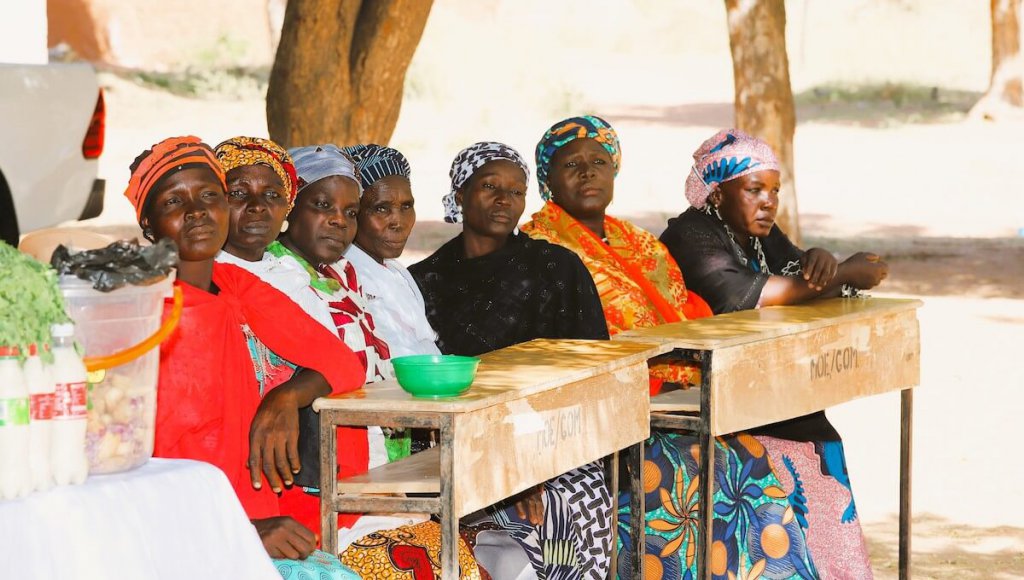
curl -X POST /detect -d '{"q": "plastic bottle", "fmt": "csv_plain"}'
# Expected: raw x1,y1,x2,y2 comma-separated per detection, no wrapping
23,344,54,492
0,347,32,499
50,323,89,486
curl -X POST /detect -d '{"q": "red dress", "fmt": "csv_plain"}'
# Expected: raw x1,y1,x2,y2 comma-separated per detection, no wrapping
154,262,368,528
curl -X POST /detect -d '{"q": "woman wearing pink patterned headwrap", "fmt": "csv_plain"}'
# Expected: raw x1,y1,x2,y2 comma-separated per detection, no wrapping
663,128,888,311
662,129,890,578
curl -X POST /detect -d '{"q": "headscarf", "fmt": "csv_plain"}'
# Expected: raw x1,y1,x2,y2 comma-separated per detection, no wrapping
342,144,412,191
288,144,361,196
684,128,781,209
125,136,225,224
214,136,298,208
442,141,530,223
535,115,622,201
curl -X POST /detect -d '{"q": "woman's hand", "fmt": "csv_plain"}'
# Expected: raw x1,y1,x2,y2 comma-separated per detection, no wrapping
512,485,546,526
840,252,889,289
249,386,301,493
800,248,839,291
252,516,317,559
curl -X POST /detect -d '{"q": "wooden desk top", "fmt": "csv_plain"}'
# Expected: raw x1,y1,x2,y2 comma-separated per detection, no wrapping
614,297,922,350
313,338,668,414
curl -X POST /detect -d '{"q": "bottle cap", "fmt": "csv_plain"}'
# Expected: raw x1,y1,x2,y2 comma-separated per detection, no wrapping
51,322,76,338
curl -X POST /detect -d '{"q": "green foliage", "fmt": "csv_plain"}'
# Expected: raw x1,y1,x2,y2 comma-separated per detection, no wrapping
122,67,270,100
795,83,981,127
0,242,69,357
193,35,250,69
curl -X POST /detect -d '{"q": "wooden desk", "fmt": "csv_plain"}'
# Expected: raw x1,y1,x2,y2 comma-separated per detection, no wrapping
314,338,670,578
614,297,922,579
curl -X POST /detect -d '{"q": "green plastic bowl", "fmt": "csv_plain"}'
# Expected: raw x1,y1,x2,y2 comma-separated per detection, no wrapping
391,355,480,398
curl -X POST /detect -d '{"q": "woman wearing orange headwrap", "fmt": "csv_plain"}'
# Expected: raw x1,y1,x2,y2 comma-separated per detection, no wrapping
126,136,367,561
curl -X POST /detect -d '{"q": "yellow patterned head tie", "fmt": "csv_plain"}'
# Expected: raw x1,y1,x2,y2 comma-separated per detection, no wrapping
215,136,299,209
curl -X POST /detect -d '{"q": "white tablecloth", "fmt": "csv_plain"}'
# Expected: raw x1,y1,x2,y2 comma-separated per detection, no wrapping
0,458,280,580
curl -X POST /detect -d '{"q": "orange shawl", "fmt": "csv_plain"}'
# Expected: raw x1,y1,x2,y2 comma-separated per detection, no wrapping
522,201,711,333
521,202,711,388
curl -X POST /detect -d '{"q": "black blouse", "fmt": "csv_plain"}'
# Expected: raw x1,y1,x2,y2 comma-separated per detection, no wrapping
660,207,839,442
660,206,804,314
409,231,610,357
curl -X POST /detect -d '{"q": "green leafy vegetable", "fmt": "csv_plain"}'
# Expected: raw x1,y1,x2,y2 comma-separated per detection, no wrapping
0,241,69,358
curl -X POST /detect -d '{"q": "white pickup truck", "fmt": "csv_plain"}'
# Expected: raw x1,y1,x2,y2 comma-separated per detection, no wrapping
0,62,105,247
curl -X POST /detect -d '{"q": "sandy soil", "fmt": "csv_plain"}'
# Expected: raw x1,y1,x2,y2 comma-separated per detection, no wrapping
64,1,1024,575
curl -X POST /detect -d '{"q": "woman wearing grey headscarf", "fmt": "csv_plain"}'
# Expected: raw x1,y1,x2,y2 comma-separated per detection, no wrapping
273,144,394,386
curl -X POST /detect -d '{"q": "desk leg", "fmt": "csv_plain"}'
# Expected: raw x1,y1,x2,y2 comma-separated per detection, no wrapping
439,415,459,577
605,452,620,580
625,442,645,579
320,411,339,556
697,351,715,580
899,388,914,580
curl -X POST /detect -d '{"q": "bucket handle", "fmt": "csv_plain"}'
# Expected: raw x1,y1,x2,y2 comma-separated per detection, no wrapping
83,285,184,373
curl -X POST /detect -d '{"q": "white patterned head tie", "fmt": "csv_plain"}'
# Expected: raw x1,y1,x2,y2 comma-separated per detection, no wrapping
288,144,362,196
684,129,780,209
442,141,530,224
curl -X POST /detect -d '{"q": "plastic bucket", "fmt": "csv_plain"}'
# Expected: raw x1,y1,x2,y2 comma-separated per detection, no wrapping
60,276,172,474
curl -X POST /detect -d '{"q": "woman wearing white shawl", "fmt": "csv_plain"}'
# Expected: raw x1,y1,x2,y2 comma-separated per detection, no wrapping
342,144,441,358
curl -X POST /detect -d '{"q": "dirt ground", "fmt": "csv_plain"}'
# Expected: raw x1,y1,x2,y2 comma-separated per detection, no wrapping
64,1,1024,575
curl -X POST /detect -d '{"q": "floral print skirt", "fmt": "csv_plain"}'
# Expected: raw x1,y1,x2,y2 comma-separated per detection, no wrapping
615,432,819,580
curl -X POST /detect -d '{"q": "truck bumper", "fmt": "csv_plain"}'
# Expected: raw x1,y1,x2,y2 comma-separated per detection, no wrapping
78,178,105,220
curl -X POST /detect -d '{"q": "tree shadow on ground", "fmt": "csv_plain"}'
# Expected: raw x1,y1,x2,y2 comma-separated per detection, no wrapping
84,219,1024,302
407,218,1024,301
803,234,1024,300
603,84,982,129
864,514,1024,579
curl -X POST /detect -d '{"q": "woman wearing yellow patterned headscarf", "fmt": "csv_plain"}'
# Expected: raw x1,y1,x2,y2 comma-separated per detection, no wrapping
216,136,298,206
212,136,336,331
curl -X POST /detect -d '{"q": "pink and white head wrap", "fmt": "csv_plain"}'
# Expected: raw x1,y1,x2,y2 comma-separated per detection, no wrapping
684,129,781,209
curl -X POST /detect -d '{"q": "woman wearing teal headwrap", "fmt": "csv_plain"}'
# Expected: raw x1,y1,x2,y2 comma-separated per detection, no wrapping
524,116,818,580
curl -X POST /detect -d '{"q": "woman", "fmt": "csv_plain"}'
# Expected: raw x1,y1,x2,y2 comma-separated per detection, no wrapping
274,144,393,385
411,141,609,355
661,128,889,578
520,115,711,391
341,143,441,358
264,144,467,568
402,142,612,580
523,118,817,579
125,136,366,563
213,136,334,333
338,143,547,580
212,136,384,542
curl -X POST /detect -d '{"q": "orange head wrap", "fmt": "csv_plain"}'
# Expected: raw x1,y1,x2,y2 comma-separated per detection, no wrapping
124,136,226,224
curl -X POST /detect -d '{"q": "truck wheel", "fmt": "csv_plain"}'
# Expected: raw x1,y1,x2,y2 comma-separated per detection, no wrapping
0,170,19,247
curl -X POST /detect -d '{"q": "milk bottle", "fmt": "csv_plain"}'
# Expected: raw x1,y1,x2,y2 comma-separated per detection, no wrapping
50,323,88,486
23,345,54,491
0,347,32,499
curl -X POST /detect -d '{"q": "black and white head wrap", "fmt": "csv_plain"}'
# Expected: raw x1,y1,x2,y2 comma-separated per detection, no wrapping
443,141,530,224
288,144,361,195
341,144,412,192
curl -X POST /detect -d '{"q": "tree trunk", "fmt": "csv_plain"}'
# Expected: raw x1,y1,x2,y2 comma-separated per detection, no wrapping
725,0,800,245
971,0,1023,120
267,0,433,148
